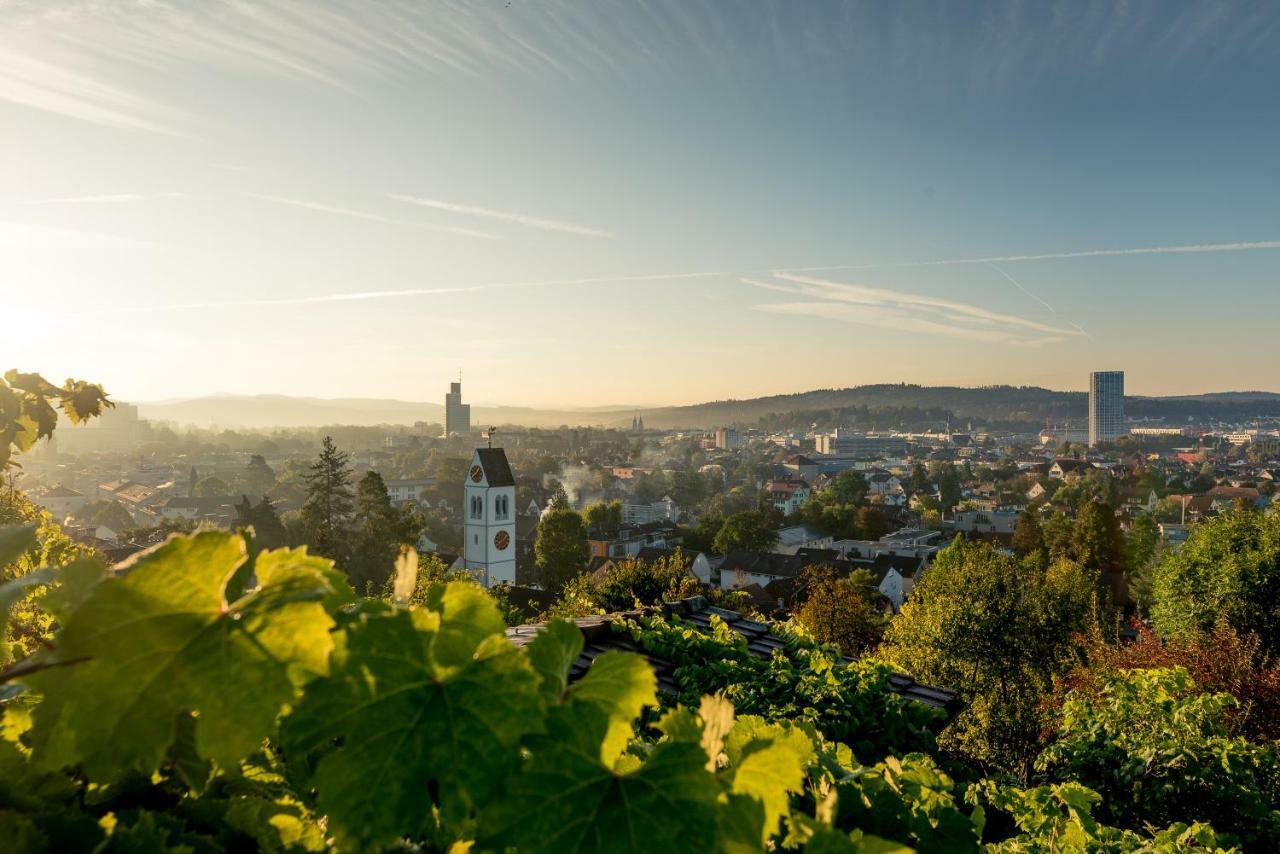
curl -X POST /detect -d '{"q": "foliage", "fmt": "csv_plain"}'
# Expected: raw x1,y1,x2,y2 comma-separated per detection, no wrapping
1,492,94,664
1038,668,1280,848
73,499,136,533
0,523,1251,852
714,509,779,553
1011,508,1046,564
0,369,112,470
795,565,888,657
1071,501,1127,575
882,540,1097,777
347,470,421,593
613,612,944,760
1059,620,1280,743
536,506,591,591
582,499,622,535
238,454,277,499
299,436,355,564
1152,510,1280,656
193,475,232,497
234,494,288,551
796,470,869,538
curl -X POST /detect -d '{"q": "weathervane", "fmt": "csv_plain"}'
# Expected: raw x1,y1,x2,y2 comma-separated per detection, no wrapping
487,426,497,449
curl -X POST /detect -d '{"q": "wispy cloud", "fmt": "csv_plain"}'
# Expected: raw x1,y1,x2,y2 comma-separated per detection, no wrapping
0,221,150,251
744,273,1086,346
73,270,726,315
246,194,498,239
24,192,188,205
387,194,613,238
0,50,187,136
781,240,1280,272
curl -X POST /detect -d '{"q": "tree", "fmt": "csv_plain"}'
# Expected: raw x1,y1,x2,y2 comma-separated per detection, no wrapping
937,464,962,512
1011,508,1046,564
582,500,622,536
301,436,355,563
909,463,931,496
534,506,589,591
712,510,777,553
1152,509,1280,656
348,471,420,594
192,475,231,498
795,565,887,657
1072,501,1125,575
794,469,868,538
233,494,287,551
76,500,135,533
1038,668,1280,848
855,506,888,541
882,539,1097,777
239,454,276,499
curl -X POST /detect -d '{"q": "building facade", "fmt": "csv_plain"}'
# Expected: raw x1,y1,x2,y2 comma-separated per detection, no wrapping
445,381,471,437
1088,370,1125,446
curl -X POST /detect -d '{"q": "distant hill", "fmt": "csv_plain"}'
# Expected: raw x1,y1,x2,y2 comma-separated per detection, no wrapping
137,394,636,430
136,386,1280,431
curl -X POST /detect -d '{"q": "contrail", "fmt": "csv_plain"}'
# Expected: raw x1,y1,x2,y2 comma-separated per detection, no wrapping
387,194,613,238
985,262,1090,338
69,271,728,315
779,240,1280,272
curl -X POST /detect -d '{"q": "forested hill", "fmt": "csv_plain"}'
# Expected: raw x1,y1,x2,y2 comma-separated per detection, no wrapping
136,385,1280,431
637,384,1280,430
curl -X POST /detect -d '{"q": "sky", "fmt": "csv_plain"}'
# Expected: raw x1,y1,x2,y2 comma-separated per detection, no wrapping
2,1,1279,409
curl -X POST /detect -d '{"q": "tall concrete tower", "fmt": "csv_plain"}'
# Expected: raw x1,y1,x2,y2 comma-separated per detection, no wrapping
462,447,516,587
1088,371,1125,446
445,380,470,437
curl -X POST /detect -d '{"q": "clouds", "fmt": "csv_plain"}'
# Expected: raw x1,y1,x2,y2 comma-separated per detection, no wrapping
786,240,1280,272
246,194,498,240
24,193,188,205
386,195,613,238
744,272,1086,346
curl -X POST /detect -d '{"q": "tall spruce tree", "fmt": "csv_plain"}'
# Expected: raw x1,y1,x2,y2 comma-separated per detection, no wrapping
301,436,354,564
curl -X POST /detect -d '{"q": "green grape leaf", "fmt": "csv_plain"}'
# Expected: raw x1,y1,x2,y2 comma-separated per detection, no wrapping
526,619,584,703
37,558,107,624
25,533,335,779
281,583,543,850
722,717,815,845
565,650,657,766
0,524,37,567
483,696,721,852
224,795,326,853
57,379,113,424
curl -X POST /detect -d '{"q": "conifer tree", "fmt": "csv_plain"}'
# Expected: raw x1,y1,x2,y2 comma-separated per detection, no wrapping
301,436,354,563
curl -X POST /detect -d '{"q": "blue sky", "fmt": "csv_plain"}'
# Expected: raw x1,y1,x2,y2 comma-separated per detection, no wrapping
2,1,1278,407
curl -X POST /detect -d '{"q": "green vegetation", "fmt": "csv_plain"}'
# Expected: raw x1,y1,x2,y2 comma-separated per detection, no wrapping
1152,509,1280,655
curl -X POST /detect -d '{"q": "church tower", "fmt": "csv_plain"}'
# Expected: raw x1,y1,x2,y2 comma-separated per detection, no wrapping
463,447,516,587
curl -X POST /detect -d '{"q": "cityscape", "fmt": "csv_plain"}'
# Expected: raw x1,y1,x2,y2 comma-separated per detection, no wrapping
5,3,1280,852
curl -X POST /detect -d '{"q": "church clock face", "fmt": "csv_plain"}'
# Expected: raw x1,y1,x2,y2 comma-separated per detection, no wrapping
469,465,484,483
493,530,510,551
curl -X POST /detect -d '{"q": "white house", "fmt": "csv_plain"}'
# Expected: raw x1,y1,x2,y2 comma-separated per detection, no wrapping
35,484,86,518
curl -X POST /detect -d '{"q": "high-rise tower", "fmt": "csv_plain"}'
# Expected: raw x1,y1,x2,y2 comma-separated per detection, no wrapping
1088,371,1125,446
445,380,470,437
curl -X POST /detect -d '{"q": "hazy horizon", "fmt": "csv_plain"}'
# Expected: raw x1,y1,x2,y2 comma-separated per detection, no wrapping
5,1,1280,405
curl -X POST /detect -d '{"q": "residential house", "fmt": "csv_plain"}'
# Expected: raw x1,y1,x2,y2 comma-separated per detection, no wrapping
766,477,811,516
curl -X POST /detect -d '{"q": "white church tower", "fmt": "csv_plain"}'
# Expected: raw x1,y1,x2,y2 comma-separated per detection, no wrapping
463,446,516,587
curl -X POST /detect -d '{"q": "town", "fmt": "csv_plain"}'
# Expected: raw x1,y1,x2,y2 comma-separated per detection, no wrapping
15,371,1279,623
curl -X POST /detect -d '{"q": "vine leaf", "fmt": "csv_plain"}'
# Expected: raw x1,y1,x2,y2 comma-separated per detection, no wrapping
483,651,724,852
281,583,543,850
25,532,335,780
526,619,584,703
